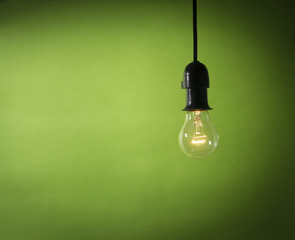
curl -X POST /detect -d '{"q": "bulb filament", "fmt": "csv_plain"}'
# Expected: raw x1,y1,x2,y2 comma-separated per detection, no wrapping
192,111,207,145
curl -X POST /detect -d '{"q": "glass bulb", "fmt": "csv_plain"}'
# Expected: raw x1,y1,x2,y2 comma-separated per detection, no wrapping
179,111,219,158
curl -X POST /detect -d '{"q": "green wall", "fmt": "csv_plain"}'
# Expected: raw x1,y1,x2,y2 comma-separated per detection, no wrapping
0,0,294,239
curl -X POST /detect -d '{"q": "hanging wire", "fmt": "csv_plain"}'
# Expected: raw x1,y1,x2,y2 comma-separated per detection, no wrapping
193,0,198,62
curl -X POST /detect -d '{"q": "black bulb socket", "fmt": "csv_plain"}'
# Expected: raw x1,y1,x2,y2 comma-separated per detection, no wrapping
181,61,212,111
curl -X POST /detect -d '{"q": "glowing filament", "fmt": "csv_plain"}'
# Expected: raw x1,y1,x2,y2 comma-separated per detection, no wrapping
192,112,207,145
192,139,206,144
192,135,207,144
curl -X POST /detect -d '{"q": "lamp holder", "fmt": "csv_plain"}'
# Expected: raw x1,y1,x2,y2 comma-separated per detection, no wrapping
181,61,212,111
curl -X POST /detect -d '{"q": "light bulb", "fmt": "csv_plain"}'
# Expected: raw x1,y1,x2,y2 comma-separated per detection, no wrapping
179,111,219,158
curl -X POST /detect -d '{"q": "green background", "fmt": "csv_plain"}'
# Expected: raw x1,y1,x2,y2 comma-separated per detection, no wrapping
0,0,294,239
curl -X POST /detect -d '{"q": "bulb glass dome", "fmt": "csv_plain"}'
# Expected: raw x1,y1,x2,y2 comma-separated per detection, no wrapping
179,111,219,158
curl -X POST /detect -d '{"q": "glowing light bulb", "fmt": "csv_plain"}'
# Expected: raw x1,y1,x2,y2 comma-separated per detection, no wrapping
179,111,219,158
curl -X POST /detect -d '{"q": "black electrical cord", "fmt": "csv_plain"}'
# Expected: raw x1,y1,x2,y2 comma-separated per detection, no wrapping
193,0,198,62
